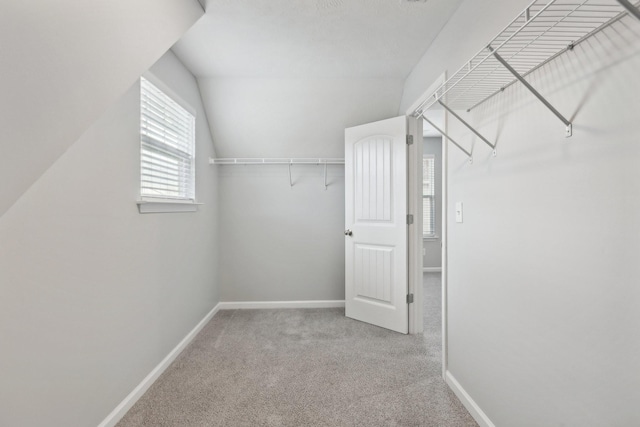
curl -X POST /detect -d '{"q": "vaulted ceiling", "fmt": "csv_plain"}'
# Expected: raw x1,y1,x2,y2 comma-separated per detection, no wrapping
172,0,464,157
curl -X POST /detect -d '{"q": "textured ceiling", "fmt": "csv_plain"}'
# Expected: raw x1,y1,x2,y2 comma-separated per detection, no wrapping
173,0,464,78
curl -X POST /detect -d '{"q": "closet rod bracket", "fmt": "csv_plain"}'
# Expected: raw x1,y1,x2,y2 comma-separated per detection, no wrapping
488,45,573,138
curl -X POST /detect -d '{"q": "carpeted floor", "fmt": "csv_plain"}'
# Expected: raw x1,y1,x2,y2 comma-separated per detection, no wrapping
423,272,446,380
117,273,477,426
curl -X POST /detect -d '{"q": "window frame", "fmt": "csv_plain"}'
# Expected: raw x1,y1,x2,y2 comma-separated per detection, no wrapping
137,73,199,214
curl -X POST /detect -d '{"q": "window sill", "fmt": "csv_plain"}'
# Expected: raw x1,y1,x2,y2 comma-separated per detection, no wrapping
137,199,202,214
423,235,439,241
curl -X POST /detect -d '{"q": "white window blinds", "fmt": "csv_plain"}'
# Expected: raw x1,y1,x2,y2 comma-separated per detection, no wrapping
140,77,195,201
422,156,435,236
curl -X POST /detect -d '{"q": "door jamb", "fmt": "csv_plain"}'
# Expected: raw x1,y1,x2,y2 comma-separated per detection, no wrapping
407,116,423,335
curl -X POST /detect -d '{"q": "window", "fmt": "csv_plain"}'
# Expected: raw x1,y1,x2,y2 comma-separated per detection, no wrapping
422,156,436,237
140,76,195,202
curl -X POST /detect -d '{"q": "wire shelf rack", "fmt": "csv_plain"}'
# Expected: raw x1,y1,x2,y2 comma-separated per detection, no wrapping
414,0,640,148
209,158,344,189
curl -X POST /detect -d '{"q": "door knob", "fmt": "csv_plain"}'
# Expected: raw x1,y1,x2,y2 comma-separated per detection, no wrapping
344,229,353,236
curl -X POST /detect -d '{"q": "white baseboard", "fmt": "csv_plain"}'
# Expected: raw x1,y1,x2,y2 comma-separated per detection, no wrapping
98,303,221,427
423,267,442,273
218,300,345,310
445,371,495,427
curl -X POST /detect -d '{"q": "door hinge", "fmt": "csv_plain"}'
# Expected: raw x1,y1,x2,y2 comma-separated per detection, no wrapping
407,293,414,304
406,135,414,145
407,214,414,225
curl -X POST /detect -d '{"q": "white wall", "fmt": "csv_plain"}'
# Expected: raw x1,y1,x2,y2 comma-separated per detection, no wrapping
207,76,402,302
0,0,203,217
0,51,219,427
218,165,345,302
402,1,640,425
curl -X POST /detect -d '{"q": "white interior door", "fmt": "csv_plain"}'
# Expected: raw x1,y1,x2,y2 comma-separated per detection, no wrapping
345,116,408,334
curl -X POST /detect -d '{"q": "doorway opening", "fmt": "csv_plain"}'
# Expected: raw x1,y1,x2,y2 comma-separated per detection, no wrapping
404,72,448,376
422,131,443,275
421,122,445,377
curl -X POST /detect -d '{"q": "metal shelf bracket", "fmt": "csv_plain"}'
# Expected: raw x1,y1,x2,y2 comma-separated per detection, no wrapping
488,45,573,137
617,0,640,21
437,99,497,152
324,163,328,190
422,115,473,163
288,163,293,187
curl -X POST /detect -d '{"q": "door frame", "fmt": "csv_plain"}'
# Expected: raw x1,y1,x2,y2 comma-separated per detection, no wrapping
407,116,422,335
405,73,448,378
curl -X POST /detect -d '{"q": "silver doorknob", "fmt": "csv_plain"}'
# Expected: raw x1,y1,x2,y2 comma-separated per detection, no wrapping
344,229,353,236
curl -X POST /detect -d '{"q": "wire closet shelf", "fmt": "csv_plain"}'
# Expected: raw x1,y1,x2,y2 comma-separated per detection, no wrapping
209,158,345,189
414,0,640,148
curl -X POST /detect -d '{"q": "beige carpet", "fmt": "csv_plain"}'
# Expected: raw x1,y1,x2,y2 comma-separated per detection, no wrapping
117,274,477,426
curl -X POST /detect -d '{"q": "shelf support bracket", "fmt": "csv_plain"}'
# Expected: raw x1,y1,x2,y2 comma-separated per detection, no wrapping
617,0,640,21
488,46,572,137
438,99,497,155
422,115,473,163
323,163,328,190
288,163,293,187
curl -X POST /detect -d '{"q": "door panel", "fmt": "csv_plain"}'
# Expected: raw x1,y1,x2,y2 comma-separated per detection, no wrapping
355,244,393,304
345,116,408,334
355,137,393,222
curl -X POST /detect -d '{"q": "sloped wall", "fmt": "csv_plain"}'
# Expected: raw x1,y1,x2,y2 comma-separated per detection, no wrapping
0,51,219,427
198,77,405,158
0,0,203,218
